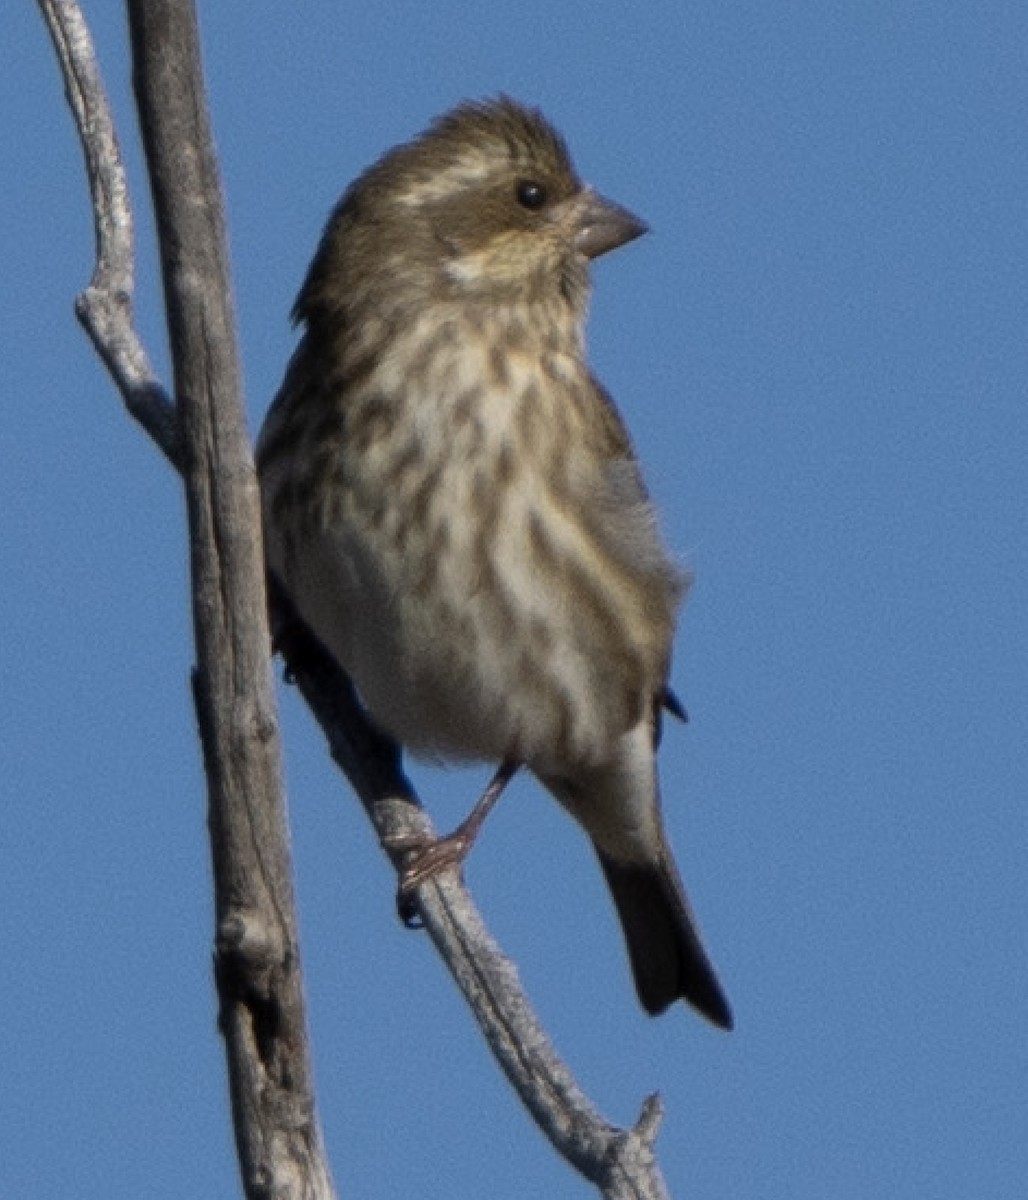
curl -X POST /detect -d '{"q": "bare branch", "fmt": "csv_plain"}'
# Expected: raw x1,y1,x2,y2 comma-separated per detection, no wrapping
38,1,335,1196
36,0,180,466
126,1,335,1194
39,1,680,1195
274,591,674,1200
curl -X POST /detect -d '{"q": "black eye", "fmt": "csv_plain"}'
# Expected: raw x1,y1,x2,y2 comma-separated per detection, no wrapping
516,179,548,210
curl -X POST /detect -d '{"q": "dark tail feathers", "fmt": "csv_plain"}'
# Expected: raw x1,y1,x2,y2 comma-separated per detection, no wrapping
598,849,732,1028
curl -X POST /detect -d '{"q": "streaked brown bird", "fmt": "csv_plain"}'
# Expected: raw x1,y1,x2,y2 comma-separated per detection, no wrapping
257,97,732,1027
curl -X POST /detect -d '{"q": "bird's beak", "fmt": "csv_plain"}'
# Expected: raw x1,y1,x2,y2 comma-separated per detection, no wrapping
573,189,649,260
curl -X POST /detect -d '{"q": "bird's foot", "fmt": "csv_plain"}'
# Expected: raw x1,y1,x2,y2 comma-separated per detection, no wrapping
384,826,476,893
383,826,476,928
383,759,520,924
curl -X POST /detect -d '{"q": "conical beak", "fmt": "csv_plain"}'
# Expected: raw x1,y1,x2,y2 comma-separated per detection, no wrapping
574,189,649,259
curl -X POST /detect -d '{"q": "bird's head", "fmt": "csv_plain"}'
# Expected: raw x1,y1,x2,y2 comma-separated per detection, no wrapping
296,97,647,324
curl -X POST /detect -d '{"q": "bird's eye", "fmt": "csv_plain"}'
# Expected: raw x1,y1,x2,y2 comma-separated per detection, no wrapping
516,180,548,210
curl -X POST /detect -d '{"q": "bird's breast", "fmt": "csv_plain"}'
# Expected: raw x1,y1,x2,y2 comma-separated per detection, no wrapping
278,318,678,773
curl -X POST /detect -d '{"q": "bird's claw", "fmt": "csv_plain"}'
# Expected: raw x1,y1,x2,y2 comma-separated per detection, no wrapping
383,828,472,928
384,760,517,926
391,831,472,894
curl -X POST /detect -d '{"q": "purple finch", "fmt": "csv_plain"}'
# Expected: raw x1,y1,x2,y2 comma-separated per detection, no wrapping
258,98,731,1027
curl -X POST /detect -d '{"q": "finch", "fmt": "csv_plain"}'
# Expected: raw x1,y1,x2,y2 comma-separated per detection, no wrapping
257,97,731,1027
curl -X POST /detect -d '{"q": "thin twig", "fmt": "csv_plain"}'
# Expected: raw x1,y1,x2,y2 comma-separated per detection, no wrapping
274,589,673,1199
36,0,180,467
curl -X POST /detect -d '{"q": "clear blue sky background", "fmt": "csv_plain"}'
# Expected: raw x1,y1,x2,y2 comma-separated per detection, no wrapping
3,3,1024,1197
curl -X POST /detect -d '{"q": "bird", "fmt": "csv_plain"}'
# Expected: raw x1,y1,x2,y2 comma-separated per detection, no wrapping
257,97,732,1028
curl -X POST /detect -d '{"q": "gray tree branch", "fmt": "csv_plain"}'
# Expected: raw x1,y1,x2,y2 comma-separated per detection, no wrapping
272,586,673,1199
37,0,180,466
37,1,676,1196
39,1,334,1196
126,1,335,1194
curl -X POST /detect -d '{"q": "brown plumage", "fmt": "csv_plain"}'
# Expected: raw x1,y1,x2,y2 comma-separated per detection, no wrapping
258,98,731,1027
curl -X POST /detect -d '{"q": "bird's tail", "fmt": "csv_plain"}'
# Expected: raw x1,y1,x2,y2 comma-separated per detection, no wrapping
597,846,733,1028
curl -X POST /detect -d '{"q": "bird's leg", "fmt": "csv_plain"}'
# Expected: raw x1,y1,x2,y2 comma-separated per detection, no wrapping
385,760,519,894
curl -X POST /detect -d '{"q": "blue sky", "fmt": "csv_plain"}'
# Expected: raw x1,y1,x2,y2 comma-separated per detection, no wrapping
4,2,1025,1196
